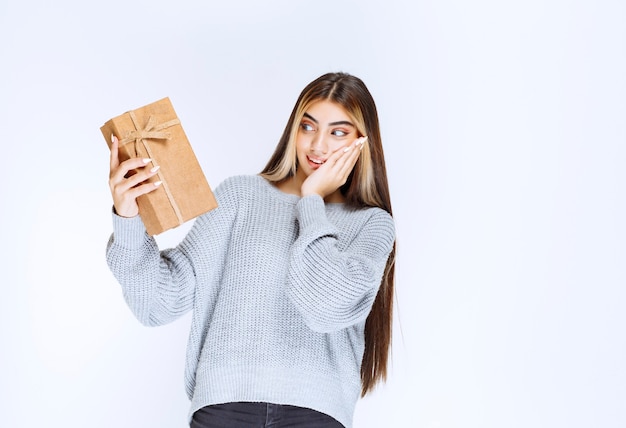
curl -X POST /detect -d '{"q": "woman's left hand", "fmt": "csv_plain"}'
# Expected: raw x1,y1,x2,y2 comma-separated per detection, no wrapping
301,137,367,199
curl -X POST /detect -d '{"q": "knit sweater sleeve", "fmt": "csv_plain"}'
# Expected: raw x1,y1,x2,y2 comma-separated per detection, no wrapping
287,194,396,333
105,178,238,327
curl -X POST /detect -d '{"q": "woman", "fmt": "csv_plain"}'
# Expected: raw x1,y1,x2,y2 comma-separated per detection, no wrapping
107,72,396,428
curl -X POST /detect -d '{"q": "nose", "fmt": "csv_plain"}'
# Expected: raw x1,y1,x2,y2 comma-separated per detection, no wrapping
311,133,328,155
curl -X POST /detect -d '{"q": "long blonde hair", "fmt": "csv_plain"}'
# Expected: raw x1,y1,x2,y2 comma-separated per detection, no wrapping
260,72,396,396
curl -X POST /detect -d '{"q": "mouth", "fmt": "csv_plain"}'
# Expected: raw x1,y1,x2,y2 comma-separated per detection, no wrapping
307,155,326,169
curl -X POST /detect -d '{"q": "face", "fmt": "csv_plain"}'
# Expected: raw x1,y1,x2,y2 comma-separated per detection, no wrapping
295,100,359,177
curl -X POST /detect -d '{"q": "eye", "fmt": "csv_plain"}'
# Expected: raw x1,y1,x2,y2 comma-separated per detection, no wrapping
332,129,349,137
300,122,315,132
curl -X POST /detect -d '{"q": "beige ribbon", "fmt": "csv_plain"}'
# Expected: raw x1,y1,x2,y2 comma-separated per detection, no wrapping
119,111,184,226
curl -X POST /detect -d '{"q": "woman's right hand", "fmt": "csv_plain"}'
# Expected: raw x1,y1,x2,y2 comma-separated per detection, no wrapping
108,135,162,218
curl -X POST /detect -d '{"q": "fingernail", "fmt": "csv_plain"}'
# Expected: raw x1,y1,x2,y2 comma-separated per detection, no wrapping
150,165,160,173
154,181,163,187
343,146,351,152
143,158,151,164
111,134,117,143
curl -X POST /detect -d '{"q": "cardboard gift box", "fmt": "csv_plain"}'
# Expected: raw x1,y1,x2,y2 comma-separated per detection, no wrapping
101,97,217,235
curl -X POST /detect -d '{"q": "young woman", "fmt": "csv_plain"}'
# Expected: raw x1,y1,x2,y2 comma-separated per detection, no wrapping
106,72,396,428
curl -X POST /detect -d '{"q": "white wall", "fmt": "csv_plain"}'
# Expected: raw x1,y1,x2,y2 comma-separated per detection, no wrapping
1,0,624,427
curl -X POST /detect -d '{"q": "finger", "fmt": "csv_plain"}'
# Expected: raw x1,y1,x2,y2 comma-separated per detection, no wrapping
127,180,163,200
112,162,159,194
336,137,365,177
113,180,162,218
317,136,365,178
124,165,161,190
324,138,358,168
334,137,364,168
110,156,153,184
109,162,156,199
111,170,161,207
337,147,360,178
109,135,120,169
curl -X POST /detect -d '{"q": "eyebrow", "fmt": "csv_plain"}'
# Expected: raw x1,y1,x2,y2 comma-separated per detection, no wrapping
303,112,355,127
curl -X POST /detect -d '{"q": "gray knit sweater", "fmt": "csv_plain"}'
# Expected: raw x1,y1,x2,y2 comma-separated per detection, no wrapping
106,174,395,428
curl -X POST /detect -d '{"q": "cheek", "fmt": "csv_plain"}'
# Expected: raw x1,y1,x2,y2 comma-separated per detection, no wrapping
329,135,355,152
330,140,348,152
295,136,307,156
296,130,317,150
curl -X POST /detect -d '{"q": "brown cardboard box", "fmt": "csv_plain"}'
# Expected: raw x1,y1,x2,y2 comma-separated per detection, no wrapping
101,97,217,235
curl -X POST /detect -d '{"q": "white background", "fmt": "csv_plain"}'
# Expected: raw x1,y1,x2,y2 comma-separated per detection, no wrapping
1,0,624,427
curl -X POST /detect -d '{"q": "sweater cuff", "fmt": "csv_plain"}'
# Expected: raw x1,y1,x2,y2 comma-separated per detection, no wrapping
111,209,150,249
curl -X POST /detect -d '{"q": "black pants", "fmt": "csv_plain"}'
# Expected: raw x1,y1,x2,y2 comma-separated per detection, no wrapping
190,402,345,428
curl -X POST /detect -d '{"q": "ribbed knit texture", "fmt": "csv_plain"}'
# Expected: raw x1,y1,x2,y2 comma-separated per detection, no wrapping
106,174,395,428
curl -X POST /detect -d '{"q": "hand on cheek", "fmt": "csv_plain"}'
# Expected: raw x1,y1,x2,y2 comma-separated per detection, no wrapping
301,137,367,199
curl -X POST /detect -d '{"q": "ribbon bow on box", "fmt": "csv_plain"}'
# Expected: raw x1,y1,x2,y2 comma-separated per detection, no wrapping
119,111,185,225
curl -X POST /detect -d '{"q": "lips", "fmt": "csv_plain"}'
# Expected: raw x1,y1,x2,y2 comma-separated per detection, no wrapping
307,155,326,169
